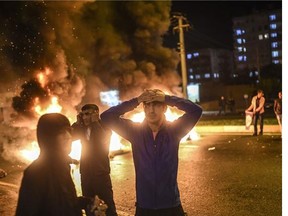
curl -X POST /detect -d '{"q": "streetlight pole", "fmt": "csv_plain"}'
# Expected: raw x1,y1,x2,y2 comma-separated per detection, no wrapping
173,14,190,99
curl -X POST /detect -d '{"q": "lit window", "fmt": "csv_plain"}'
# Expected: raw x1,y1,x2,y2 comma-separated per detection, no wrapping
193,52,199,57
264,33,269,39
258,34,263,40
255,71,259,76
273,60,280,64
271,42,278,48
237,38,242,44
237,55,247,61
270,23,277,29
249,72,253,77
243,47,246,52
243,39,246,43
271,32,277,38
187,53,192,59
238,47,243,52
272,51,279,57
236,29,242,35
213,73,219,78
242,30,245,34
189,68,193,73
269,14,276,21
204,73,210,78
189,75,194,79
195,74,201,79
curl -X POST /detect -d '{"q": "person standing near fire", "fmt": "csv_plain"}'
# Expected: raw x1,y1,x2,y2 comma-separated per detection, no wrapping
274,91,282,133
246,89,265,136
101,89,202,216
72,104,118,216
16,113,93,216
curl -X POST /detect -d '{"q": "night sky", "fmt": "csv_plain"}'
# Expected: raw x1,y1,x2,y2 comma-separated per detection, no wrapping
164,1,282,50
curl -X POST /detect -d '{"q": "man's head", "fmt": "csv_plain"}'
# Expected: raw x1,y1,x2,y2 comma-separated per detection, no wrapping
257,90,264,98
143,100,167,125
278,91,282,99
37,113,72,156
81,104,100,126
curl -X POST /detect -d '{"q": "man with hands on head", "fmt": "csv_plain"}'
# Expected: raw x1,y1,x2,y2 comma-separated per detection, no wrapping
101,89,203,216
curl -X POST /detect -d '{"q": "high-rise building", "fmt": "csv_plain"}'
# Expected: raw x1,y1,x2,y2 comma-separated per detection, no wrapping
186,48,234,84
232,9,282,75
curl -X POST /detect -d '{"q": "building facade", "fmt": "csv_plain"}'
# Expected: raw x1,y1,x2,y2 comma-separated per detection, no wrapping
186,48,234,84
232,9,282,76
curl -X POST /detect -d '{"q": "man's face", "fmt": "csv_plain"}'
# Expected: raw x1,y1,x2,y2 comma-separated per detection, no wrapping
55,129,72,156
82,108,99,126
278,92,282,99
143,101,166,125
257,92,264,98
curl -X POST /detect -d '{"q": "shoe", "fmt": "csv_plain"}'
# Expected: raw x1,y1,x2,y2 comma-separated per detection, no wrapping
253,133,257,136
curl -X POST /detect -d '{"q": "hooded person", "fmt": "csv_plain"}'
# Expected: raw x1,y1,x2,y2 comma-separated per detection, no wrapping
16,113,92,216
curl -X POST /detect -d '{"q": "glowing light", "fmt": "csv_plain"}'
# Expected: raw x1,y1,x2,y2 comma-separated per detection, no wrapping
35,96,62,116
20,141,40,162
36,68,51,87
130,112,145,123
109,131,124,151
69,140,82,161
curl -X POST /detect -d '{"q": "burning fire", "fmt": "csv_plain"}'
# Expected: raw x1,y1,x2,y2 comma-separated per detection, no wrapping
34,96,62,116
20,78,200,163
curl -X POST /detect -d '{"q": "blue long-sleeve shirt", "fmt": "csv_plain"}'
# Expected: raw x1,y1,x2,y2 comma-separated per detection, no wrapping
101,95,202,209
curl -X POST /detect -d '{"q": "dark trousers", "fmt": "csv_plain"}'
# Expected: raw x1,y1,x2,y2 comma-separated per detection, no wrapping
81,173,117,216
253,113,264,134
135,204,186,216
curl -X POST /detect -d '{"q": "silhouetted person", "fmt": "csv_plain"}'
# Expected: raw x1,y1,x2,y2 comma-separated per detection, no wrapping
72,104,117,216
101,89,202,216
16,113,92,216
274,91,282,133
246,90,265,136
218,96,226,115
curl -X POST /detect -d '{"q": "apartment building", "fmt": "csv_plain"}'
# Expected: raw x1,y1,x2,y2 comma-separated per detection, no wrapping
232,9,282,75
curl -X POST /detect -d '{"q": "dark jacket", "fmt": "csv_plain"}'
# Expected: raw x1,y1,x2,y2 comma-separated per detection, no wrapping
15,155,83,216
101,95,202,209
72,121,111,176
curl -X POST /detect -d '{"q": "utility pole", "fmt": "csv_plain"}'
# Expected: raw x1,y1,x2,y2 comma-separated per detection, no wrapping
256,47,261,81
173,14,190,99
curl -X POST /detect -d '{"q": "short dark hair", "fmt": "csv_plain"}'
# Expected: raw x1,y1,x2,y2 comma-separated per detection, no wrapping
81,104,99,112
257,89,263,94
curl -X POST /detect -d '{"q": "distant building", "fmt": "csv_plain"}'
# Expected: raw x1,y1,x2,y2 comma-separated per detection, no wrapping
232,9,282,76
186,48,234,84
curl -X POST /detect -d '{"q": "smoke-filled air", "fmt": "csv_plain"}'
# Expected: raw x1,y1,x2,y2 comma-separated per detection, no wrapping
0,1,181,163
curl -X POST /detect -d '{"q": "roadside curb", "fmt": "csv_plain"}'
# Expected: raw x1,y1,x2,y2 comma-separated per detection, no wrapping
195,125,281,135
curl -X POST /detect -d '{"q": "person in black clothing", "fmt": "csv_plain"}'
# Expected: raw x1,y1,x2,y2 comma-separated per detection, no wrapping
72,104,118,216
274,91,282,133
16,113,92,216
218,96,226,115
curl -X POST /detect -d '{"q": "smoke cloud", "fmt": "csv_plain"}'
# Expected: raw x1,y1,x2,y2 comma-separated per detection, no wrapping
0,1,180,104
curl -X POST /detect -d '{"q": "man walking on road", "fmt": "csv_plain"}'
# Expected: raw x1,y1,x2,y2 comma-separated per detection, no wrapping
101,89,202,216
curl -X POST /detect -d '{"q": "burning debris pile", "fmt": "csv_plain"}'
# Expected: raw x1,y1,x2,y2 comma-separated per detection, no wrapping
0,1,184,163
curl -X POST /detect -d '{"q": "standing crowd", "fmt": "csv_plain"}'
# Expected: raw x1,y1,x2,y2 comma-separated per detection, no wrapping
15,89,203,216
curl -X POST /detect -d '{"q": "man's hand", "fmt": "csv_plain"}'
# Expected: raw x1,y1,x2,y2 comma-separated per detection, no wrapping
137,89,165,104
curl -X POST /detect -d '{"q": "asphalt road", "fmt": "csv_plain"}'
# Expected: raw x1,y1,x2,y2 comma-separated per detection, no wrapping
0,134,282,216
